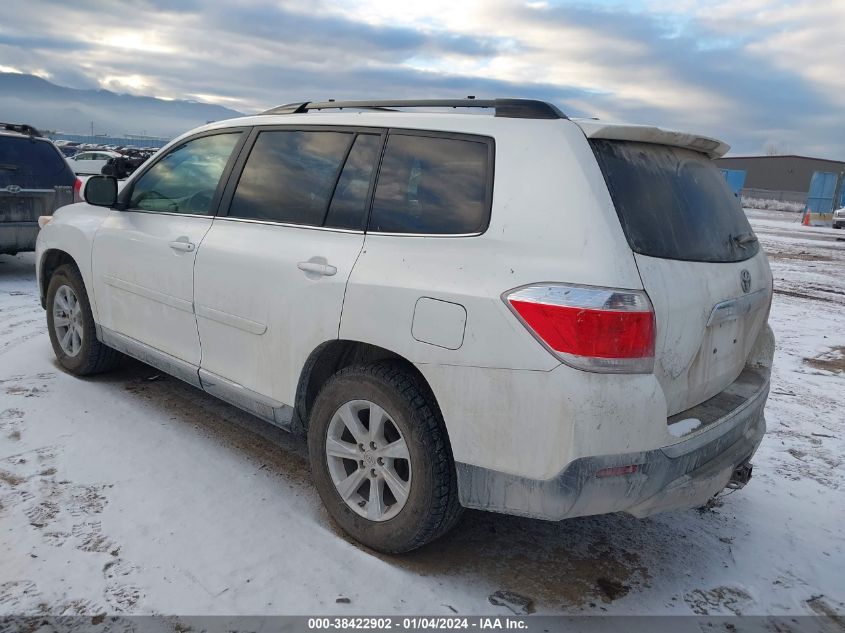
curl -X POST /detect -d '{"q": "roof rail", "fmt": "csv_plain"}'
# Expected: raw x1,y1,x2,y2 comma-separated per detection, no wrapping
0,122,43,137
260,98,567,120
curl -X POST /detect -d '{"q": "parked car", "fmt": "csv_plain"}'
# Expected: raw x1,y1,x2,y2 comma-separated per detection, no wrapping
833,207,844,229
57,145,80,158
1,122,78,255
66,149,123,175
35,99,774,553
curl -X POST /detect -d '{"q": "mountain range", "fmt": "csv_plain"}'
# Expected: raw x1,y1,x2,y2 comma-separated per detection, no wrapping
0,73,245,139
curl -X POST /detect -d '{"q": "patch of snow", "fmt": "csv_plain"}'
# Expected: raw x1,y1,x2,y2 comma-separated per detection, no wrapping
668,418,702,437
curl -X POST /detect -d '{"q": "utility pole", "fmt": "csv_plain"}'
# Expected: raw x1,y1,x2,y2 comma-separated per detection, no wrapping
90,121,94,138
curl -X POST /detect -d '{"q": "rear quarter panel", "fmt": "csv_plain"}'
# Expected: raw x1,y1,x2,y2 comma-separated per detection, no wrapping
340,118,644,370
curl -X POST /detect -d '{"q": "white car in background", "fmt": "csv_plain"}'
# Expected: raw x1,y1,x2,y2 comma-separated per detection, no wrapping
833,207,845,229
66,150,123,175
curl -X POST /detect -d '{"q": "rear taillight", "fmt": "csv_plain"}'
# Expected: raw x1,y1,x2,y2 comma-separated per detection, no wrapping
504,284,655,374
73,178,82,202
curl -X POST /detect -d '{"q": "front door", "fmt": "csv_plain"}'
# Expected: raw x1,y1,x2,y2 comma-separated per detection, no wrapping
91,131,245,367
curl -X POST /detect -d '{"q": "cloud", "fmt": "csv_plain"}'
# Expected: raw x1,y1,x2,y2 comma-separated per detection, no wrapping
0,0,843,157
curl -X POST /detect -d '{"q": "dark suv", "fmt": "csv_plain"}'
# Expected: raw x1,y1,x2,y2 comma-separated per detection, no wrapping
1,123,76,255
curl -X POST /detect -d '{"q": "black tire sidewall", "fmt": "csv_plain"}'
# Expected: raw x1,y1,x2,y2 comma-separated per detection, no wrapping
46,265,98,375
308,366,446,553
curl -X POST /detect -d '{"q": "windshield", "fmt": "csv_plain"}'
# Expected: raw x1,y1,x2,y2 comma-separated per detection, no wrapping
590,139,759,263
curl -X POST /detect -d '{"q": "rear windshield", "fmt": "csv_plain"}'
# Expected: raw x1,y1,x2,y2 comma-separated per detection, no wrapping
590,140,759,263
0,136,75,188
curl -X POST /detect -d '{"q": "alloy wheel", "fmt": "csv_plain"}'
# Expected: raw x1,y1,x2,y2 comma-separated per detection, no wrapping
325,399,412,522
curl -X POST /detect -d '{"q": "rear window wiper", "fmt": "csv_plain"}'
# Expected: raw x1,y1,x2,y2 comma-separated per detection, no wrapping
732,232,758,249
0,163,19,171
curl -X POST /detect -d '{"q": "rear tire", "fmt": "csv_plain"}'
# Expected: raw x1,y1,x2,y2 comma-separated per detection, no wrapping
46,264,121,375
308,361,463,553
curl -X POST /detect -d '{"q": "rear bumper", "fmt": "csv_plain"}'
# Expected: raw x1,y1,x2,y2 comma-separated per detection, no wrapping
456,367,768,521
0,221,39,255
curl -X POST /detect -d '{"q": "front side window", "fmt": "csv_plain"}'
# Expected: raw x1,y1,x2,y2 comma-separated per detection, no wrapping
129,133,241,215
228,130,353,226
369,133,491,235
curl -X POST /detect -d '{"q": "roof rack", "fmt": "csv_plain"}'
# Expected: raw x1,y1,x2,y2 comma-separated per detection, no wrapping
0,122,43,137
260,98,567,120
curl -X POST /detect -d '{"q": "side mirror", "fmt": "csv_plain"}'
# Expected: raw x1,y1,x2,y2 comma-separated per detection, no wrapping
84,176,118,207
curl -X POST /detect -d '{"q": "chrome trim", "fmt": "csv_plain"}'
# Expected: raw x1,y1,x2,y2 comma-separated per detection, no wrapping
120,209,212,220
195,304,267,335
103,275,194,313
99,326,202,388
198,369,293,429
367,231,483,238
0,187,54,194
706,289,769,327
212,215,484,237
213,215,364,234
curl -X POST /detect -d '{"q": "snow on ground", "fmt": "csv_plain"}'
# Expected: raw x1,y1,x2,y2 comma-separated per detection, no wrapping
0,209,842,617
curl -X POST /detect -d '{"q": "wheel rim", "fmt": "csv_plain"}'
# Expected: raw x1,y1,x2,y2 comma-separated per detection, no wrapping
326,399,412,522
53,285,83,357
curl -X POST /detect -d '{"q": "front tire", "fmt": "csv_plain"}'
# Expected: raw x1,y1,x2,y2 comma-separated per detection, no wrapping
308,361,462,553
46,264,121,375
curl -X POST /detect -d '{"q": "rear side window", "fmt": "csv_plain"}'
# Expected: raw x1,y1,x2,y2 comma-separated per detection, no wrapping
591,140,759,263
229,130,353,226
0,137,74,188
369,133,492,235
324,134,381,230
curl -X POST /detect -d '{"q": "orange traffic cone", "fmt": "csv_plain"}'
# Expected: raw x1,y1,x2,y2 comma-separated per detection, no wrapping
802,210,810,226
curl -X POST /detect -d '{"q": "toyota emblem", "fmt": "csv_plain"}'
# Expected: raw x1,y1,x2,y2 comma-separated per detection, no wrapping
740,269,751,293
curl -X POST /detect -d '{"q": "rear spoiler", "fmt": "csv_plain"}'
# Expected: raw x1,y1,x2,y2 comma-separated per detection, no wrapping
572,119,730,159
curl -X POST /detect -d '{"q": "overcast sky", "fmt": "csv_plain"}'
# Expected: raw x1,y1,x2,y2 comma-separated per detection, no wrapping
1,0,843,157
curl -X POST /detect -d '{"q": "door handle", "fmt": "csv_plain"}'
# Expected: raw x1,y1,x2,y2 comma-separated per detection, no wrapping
169,240,195,252
297,261,337,276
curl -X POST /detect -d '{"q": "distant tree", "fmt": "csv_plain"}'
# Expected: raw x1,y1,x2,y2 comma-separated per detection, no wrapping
763,142,792,156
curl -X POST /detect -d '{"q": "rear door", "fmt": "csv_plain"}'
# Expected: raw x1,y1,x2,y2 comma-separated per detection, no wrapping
193,126,382,410
590,140,772,415
91,131,245,368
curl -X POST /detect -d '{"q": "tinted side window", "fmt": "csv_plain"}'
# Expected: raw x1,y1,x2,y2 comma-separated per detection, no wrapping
324,134,381,230
129,133,241,215
369,134,490,235
229,130,353,226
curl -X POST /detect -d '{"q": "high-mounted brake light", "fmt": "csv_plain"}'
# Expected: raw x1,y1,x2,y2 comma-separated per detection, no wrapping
504,284,655,373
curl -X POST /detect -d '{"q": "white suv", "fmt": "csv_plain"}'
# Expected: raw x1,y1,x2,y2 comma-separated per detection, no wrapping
35,99,774,553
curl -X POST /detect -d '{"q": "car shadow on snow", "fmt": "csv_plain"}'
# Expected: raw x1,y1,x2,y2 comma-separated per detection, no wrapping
84,357,739,614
